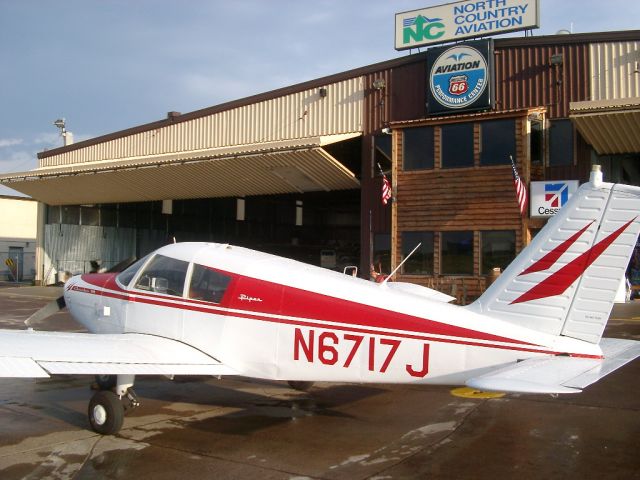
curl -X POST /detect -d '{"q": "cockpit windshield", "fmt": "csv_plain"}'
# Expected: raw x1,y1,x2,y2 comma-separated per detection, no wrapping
116,254,151,288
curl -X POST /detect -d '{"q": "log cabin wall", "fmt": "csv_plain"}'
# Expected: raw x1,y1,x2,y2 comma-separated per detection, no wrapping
392,111,533,302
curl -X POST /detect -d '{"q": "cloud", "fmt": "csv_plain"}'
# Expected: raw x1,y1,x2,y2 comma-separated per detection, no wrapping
0,138,23,148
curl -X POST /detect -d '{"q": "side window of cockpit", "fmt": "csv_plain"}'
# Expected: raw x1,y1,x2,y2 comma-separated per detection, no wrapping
188,264,231,304
135,254,189,297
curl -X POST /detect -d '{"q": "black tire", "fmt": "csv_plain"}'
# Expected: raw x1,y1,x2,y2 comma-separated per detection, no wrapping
88,390,125,435
95,374,117,391
287,381,314,392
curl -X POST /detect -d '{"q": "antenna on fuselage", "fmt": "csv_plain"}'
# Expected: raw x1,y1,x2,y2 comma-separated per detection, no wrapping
381,242,422,286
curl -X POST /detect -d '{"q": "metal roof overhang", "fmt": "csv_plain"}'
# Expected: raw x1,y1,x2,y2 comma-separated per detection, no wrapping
0,134,361,205
570,98,640,155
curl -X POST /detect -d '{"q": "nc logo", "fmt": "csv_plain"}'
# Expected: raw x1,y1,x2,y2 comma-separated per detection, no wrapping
544,183,570,208
403,15,445,44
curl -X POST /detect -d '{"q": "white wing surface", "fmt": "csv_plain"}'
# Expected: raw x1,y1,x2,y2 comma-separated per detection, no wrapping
0,329,236,378
466,337,640,394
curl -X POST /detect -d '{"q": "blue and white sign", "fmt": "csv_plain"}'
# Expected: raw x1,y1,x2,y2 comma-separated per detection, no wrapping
530,180,580,218
395,0,540,50
427,40,494,114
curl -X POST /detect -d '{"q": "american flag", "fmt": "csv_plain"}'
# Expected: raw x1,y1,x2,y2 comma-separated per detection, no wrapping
382,174,392,205
510,155,527,216
378,163,392,205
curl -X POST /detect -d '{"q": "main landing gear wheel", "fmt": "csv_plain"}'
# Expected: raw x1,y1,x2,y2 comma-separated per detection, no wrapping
94,374,117,391
287,381,314,392
88,390,124,435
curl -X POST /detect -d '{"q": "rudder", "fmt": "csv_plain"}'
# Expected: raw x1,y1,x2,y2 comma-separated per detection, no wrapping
467,166,640,344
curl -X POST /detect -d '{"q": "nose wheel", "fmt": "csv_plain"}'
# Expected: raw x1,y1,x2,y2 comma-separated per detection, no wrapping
88,374,140,435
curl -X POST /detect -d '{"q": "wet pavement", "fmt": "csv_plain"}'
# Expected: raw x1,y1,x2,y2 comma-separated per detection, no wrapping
0,286,639,479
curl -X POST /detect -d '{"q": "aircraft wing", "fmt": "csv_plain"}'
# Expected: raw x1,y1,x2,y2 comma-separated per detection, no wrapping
466,338,640,394
0,329,236,378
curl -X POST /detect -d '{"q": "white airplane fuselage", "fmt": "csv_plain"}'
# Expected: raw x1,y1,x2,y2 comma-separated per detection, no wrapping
63,243,602,387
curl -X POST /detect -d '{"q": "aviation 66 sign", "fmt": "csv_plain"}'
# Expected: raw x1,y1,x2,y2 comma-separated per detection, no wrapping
427,40,494,114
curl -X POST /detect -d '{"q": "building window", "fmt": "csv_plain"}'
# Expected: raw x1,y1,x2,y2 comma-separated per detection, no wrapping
441,123,474,168
480,119,516,166
47,205,61,224
61,205,80,225
403,126,434,170
441,231,474,275
100,205,118,227
401,231,434,274
80,206,99,226
373,233,391,277
549,119,573,166
481,230,516,275
530,119,543,165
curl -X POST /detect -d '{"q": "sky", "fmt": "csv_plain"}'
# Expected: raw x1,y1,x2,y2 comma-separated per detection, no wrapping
0,0,638,196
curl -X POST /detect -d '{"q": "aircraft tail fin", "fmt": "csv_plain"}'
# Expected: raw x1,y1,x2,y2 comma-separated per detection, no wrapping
467,166,640,344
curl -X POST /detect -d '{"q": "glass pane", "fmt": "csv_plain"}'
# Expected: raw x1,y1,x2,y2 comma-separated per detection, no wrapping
61,205,80,225
47,205,61,224
372,233,391,278
549,119,573,166
100,205,117,227
135,254,189,297
480,119,515,166
403,126,434,170
530,120,543,165
402,231,434,274
117,254,151,287
441,231,474,275
81,206,99,226
481,230,516,275
188,264,232,303
442,123,474,168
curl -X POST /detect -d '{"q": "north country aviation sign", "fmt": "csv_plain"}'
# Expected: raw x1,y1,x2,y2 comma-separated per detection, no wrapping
395,0,540,50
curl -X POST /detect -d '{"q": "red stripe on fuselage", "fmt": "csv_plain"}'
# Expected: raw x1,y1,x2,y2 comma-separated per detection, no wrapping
80,272,532,347
74,273,602,358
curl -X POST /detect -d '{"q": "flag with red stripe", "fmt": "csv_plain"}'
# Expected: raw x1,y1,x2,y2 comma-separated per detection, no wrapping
382,174,392,205
510,156,527,216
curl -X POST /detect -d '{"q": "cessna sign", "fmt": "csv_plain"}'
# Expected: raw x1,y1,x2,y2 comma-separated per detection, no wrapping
530,180,579,218
395,0,540,50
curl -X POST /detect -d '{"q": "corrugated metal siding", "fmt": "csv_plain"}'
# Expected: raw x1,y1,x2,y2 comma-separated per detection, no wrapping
44,224,136,280
590,41,640,100
40,77,364,168
495,43,590,119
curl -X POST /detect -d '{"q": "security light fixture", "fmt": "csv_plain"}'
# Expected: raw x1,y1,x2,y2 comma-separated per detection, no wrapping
550,53,563,66
53,118,66,132
372,78,386,90
319,87,327,97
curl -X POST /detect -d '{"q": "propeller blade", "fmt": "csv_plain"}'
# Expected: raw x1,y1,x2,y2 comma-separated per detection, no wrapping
24,295,66,327
107,256,137,273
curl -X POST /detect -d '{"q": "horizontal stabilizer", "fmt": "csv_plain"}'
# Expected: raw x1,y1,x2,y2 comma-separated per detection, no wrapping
466,337,640,394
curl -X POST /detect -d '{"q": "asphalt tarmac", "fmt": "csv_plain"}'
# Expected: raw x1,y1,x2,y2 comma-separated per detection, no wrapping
0,285,638,479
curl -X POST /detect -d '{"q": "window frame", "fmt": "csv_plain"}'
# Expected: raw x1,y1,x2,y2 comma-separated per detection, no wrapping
441,123,474,169
402,126,435,171
401,231,434,275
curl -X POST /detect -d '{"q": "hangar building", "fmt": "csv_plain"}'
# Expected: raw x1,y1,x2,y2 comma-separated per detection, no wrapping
1,29,639,300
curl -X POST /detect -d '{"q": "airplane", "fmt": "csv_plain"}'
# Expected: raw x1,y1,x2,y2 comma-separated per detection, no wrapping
1,165,640,435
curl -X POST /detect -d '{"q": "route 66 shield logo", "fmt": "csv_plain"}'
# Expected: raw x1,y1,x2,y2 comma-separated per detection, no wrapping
449,75,468,96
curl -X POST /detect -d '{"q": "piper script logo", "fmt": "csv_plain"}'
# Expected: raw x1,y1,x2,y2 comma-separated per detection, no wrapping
430,45,487,110
402,15,445,44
